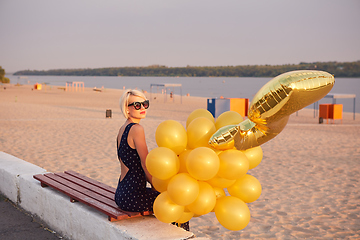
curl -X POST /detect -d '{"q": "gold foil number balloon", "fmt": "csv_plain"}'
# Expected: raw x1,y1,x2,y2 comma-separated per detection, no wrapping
209,70,335,150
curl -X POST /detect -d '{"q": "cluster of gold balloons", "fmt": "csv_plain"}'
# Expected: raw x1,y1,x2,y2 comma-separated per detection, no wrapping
146,109,263,231
146,70,335,231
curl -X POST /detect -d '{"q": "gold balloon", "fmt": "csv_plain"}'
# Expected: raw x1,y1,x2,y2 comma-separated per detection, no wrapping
186,109,215,128
213,187,226,199
187,117,216,149
207,175,236,188
187,182,216,216
218,149,249,180
186,147,220,181
215,111,244,130
214,196,251,231
211,187,226,212
209,70,335,150
176,210,194,223
155,120,187,155
228,174,262,203
153,191,184,223
206,146,223,155
167,173,200,206
178,149,192,173
146,147,179,180
243,146,263,169
152,177,170,192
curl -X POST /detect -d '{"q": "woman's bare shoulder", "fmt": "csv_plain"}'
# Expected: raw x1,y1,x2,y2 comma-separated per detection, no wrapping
130,123,145,134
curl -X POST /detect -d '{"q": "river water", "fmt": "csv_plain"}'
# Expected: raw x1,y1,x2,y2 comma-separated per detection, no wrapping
6,75,359,113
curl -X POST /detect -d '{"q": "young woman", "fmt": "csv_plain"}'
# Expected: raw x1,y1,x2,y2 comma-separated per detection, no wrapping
114,89,190,231
114,89,159,212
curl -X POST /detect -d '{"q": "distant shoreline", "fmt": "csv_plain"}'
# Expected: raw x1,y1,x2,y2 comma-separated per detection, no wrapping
13,61,360,78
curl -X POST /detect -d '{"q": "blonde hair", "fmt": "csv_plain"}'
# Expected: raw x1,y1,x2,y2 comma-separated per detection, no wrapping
119,89,147,119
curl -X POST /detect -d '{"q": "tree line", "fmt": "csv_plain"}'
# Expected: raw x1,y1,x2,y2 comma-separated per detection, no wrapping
0,66,10,83
13,61,360,78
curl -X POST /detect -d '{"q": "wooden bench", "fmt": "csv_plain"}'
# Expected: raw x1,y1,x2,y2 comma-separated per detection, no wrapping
33,170,152,222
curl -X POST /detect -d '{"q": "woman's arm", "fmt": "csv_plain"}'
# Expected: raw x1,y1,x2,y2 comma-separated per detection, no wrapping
130,124,153,185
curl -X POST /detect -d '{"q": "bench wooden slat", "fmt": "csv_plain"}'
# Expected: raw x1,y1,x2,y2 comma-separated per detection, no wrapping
33,174,123,219
54,172,114,200
45,173,120,210
45,173,143,218
33,171,153,221
65,170,116,193
48,173,144,218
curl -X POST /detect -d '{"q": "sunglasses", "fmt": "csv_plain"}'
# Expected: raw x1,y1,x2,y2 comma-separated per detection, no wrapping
128,100,150,110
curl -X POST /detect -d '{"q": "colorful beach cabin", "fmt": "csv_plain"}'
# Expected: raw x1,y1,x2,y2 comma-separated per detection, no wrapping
34,83,42,90
207,98,249,118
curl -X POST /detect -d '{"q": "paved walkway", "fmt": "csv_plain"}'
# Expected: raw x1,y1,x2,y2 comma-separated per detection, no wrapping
0,193,66,239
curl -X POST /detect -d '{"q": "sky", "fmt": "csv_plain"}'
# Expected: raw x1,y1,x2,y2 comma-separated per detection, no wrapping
1,0,359,73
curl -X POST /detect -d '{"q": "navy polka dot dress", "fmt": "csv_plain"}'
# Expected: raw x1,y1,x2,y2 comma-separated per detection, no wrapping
114,123,159,212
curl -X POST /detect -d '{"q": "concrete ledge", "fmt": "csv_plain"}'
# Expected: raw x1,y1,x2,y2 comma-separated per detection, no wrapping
0,152,47,203
0,152,196,240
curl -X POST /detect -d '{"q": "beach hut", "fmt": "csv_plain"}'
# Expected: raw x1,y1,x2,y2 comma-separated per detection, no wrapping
207,98,249,118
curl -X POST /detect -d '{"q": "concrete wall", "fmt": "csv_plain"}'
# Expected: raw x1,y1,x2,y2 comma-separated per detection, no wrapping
0,152,198,240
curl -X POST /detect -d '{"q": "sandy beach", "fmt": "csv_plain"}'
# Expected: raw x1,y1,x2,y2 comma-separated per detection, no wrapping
1,84,359,239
